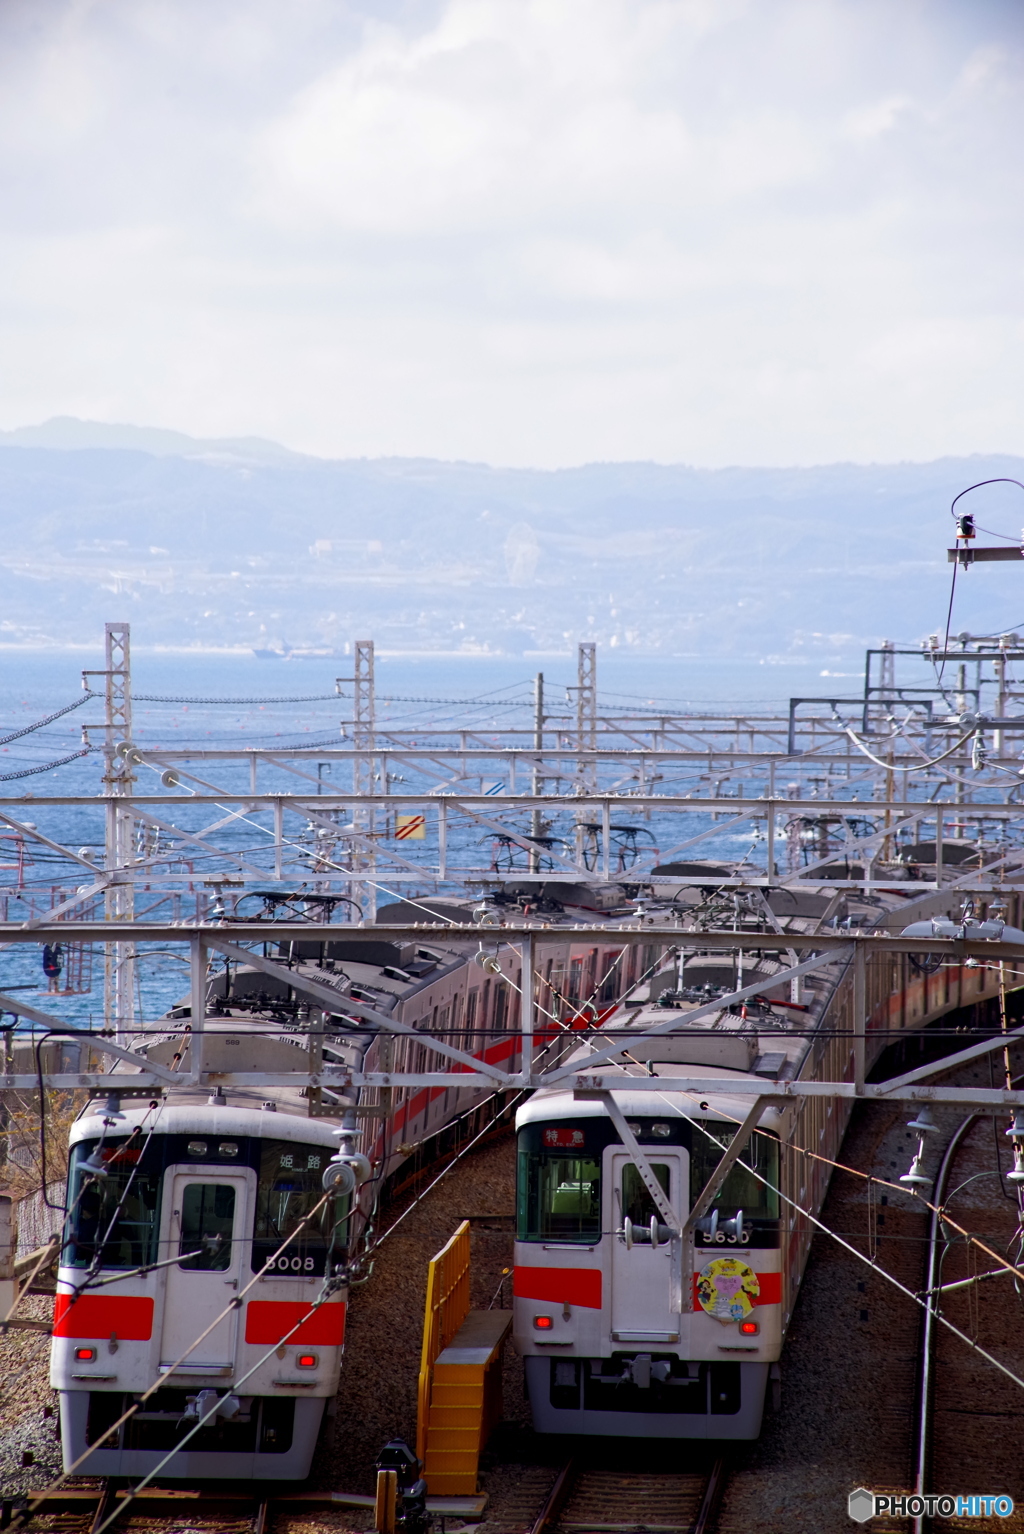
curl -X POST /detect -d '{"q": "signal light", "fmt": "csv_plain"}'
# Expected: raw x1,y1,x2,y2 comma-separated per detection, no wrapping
74,1347,96,1361
296,1353,318,1368
533,1315,554,1330
739,1321,759,1336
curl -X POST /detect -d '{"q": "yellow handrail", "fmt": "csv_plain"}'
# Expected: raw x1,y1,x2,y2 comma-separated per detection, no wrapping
416,1219,471,1463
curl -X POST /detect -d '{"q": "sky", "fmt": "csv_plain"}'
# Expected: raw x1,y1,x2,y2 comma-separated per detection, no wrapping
0,0,1022,469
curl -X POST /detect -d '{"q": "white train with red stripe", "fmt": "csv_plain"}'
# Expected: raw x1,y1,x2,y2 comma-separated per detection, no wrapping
53,1105,347,1479
513,1071,785,1440
50,898,639,1480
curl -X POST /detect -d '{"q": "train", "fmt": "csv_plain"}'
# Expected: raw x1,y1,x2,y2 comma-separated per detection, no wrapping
50,874,1023,1473
511,881,1024,1440
49,890,638,1480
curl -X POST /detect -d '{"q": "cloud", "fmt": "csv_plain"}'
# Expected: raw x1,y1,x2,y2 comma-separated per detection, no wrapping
0,0,1021,467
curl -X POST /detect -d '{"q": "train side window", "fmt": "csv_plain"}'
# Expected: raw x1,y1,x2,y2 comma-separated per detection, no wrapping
497,984,511,1032
621,1162,670,1226
599,952,622,1003
178,1184,235,1270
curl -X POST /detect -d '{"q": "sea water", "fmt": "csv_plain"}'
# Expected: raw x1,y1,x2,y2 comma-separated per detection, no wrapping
0,645,847,1025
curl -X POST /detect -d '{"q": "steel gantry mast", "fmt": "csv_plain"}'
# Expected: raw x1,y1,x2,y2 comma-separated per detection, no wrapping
339,640,377,918
97,622,136,1041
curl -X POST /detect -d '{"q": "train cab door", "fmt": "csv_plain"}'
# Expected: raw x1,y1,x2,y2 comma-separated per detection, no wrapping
158,1168,256,1368
608,1150,684,1341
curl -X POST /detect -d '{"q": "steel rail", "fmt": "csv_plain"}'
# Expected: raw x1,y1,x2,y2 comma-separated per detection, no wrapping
692,1456,730,1534
528,1459,577,1534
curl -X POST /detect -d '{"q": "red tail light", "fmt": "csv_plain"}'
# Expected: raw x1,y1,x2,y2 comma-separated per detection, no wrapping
533,1315,553,1330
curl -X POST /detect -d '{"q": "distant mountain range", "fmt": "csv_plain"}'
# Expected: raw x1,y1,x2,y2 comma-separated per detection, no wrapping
1,418,1021,661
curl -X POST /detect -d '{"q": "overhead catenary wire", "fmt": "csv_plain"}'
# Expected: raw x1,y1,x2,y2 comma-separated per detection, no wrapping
0,749,92,781
0,693,98,747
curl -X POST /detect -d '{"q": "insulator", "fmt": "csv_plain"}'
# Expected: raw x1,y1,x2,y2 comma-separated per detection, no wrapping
900,1156,933,1189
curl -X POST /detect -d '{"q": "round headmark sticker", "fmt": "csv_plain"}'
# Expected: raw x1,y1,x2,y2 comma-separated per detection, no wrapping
696,1256,760,1324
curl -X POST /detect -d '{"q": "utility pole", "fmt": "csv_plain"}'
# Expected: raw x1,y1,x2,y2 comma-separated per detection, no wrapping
530,673,544,874
577,642,597,784
575,642,597,869
877,639,895,730
102,622,135,1041
353,641,376,919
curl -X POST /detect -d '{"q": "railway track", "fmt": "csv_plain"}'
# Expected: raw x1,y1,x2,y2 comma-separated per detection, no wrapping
911,1095,1024,1533
0,1483,284,1534
529,1453,730,1534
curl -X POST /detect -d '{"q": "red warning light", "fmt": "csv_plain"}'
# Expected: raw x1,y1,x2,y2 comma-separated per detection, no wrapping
74,1346,97,1361
533,1315,554,1330
296,1353,318,1368
739,1320,759,1336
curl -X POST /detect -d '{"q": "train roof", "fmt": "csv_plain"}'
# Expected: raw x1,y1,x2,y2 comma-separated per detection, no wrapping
517,1062,787,1133
70,1101,341,1148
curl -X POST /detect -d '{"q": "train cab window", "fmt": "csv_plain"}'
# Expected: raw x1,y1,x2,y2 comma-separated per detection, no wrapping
621,1162,670,1227
690,1127,780,1220
178,1184,235,1270
64,1139,161,1270
518,1125,602,1243
252,1140,336,1274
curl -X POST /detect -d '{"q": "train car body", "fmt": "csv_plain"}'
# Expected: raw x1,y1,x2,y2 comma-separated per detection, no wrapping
51,902,637,1480
512,882,1024,1440
514,1074,783,1440
52,874,1022,1470
53,1106,345,1480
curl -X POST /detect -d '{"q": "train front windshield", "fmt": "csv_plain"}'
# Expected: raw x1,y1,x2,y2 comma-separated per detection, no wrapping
517,1124,603,1243
252,1140,344,1275
63,1132,344,1275
690,1125,780,1219
64,1141,161,1269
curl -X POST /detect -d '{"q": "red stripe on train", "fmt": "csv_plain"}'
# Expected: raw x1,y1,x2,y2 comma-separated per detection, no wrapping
53,1293,154,1340
244,1300,346,1346
513,1265,602,1309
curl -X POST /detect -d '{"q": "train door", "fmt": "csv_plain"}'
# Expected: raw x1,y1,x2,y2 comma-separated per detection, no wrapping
608,1150,684,1342
158,1168,255,1368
